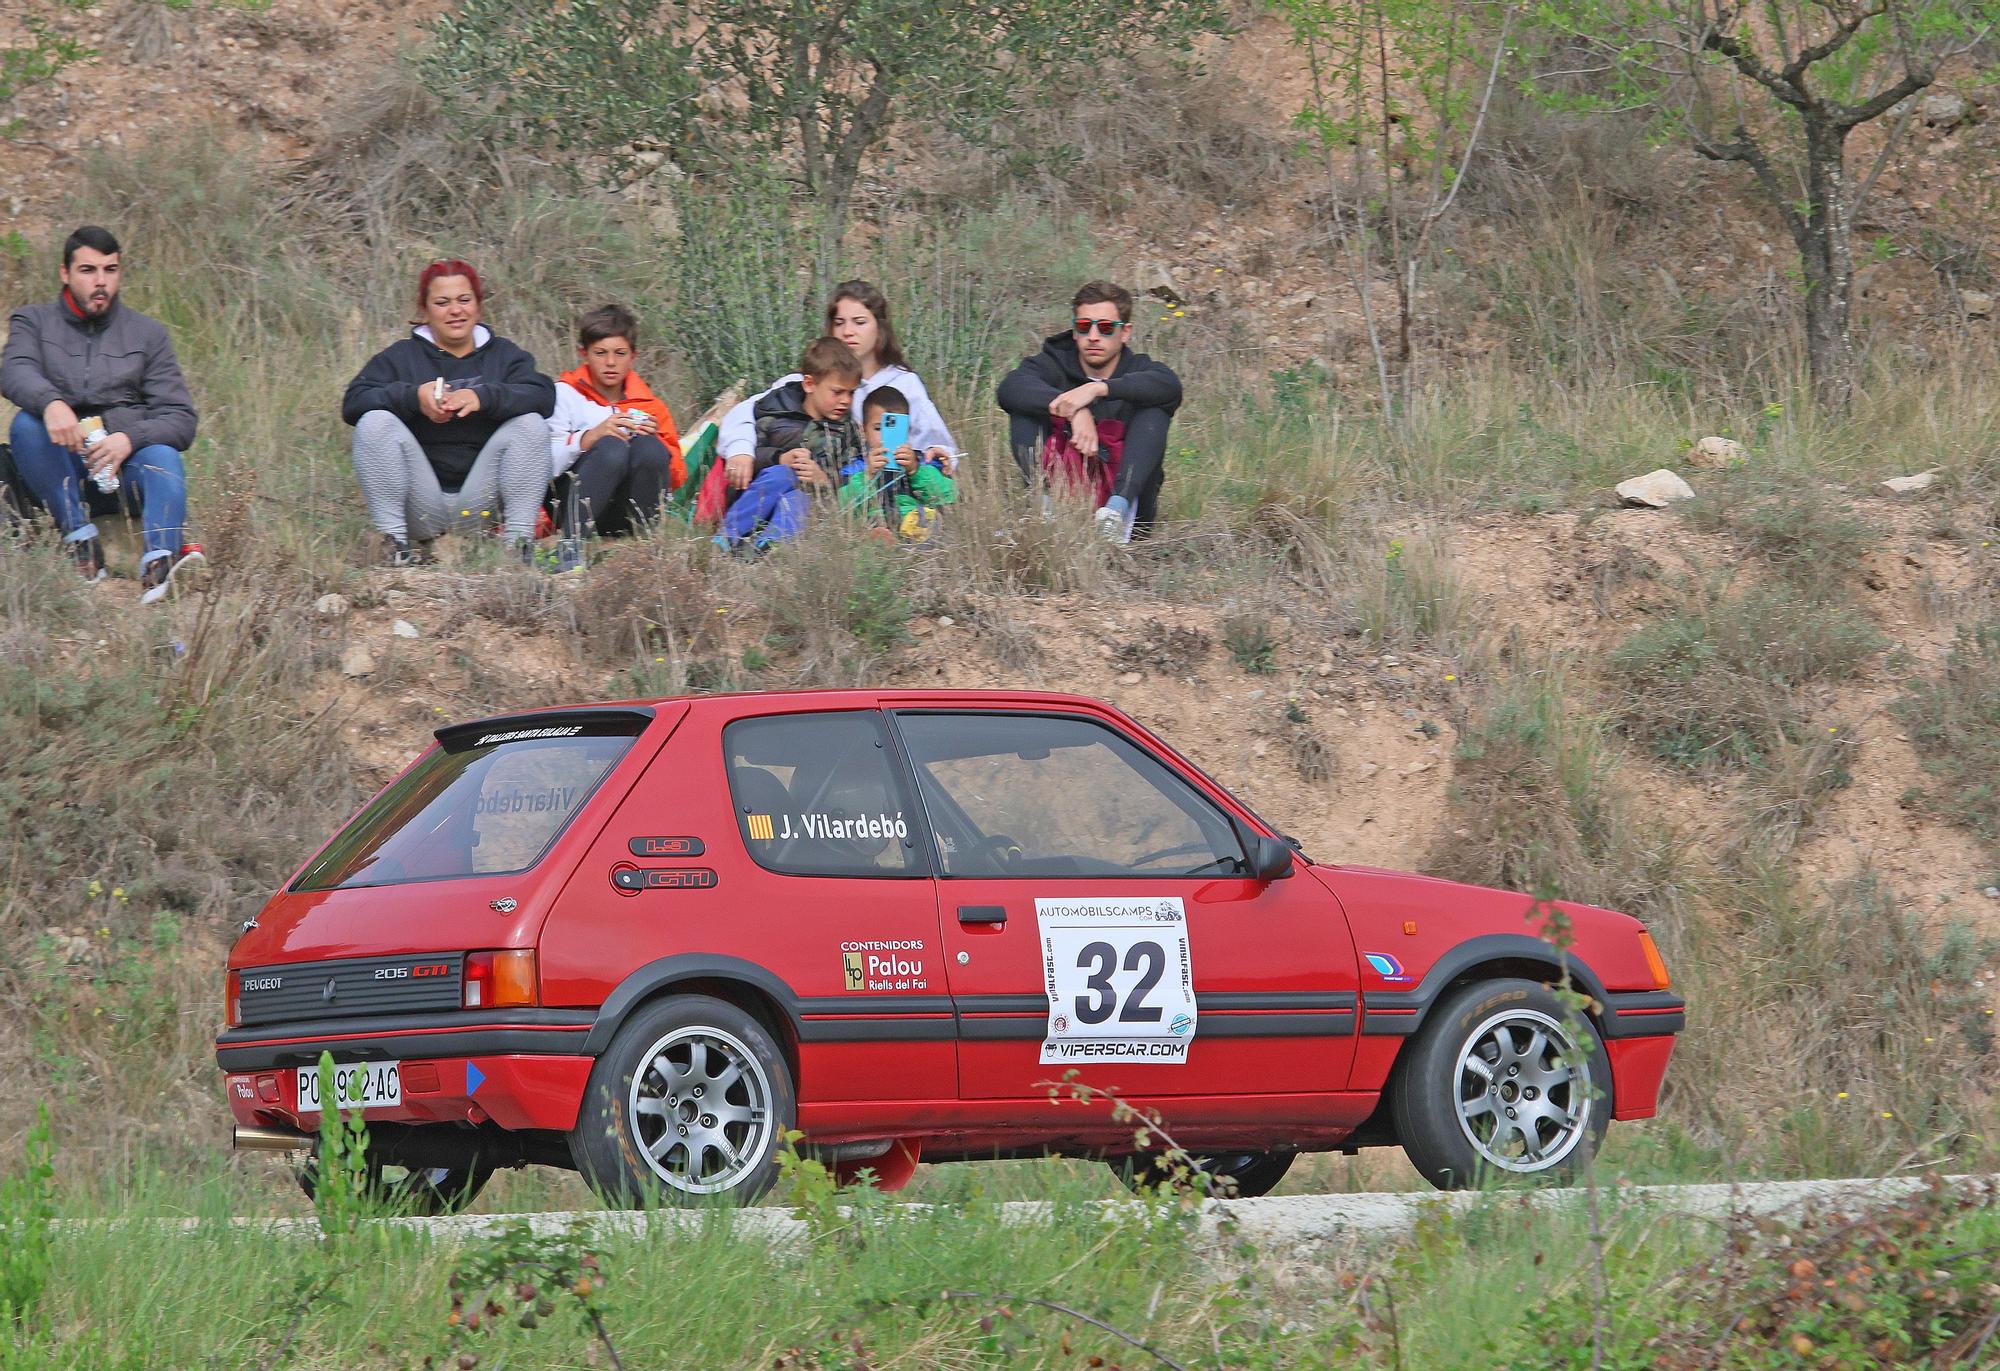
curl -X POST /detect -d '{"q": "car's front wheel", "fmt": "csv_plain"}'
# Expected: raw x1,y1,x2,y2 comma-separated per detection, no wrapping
1392,978,1611,1190
570,994,795,1207
1110,1149,1296,1198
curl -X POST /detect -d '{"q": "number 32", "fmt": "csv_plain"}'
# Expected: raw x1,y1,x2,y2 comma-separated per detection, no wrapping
1074,940,1165,1024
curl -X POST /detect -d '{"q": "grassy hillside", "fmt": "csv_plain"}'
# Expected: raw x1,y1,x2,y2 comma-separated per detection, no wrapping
0,0,1993,1208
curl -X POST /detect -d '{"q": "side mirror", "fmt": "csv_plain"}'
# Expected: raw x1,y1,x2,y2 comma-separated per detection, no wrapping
1245,832,1294,883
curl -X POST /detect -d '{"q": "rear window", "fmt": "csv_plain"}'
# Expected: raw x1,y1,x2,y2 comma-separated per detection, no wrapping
293,719,642,891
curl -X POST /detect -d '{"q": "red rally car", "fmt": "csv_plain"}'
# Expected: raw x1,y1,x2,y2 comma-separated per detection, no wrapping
218,690,1682,1210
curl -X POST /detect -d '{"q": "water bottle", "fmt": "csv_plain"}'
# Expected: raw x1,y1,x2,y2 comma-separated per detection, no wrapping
82,423,117,494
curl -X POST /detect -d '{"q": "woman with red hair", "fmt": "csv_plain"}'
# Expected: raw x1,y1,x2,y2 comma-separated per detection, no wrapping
341,260,556,564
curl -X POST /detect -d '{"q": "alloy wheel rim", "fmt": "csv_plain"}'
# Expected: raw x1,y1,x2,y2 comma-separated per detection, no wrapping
628,1026,774,1194
1452,1007,1592,1173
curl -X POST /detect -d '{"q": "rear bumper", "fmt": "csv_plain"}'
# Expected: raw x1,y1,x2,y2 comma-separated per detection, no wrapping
224,1053,593,1134
215,1008,595,1072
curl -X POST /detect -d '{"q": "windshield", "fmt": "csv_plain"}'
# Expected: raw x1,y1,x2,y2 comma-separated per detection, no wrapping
293,724,640,891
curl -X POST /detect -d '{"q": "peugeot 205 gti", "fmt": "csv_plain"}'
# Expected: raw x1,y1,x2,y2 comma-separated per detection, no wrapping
218,690,1683,1210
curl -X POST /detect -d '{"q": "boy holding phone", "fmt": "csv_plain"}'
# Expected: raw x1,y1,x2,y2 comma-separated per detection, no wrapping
841,386,956,541
547,304,684,543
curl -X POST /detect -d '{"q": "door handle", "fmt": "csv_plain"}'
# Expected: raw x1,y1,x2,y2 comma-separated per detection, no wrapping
956,905,1007,924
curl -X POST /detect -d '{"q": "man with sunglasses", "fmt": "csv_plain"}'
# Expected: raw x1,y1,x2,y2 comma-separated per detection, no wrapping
997,280,1182,543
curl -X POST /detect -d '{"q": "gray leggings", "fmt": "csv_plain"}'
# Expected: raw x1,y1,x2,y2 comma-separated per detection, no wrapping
350,410,550,542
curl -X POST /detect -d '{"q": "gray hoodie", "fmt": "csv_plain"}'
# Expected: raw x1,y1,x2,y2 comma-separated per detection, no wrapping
1,294,198,452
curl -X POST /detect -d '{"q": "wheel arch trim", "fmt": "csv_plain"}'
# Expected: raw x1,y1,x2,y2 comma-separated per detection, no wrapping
1361,935,1619,1037
580,954,804,1058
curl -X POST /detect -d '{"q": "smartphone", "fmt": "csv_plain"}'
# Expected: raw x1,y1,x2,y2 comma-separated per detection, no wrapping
878,412,911,452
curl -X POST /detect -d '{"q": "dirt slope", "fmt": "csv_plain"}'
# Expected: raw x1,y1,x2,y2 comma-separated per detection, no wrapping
300,494,2000,945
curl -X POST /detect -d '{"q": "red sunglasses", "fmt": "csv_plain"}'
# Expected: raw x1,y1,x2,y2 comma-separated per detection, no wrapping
1072,318,1126,337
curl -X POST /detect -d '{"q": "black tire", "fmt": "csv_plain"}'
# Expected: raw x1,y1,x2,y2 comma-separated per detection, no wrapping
569,994,795,1207
1110,1149,1296,1198
295,1143,494,1217
1391,978,1612,1191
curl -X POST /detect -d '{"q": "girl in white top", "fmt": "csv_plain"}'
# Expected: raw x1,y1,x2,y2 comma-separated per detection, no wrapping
720,280,958,490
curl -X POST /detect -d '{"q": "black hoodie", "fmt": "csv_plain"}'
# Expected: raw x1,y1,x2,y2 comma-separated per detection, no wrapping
749,379,863,480
995,332,1182,427
341,327,556,491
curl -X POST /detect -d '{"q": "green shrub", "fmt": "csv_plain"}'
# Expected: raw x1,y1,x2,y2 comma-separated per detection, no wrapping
0,1107,55,1328
1611,585,1882,768
1434,661,1685,939
1896,621,2000,847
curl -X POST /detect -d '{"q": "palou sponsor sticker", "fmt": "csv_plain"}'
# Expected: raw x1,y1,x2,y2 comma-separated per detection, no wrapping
1037,897,1197,1064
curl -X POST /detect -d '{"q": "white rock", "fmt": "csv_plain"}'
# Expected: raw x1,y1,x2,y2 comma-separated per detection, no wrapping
1118,671,1143,686
1686,436,1744,469
1358,762,1380,779
1134,259,1183,306
1615,469,1696,508
340,646,376,677
1248,688,1267,700
936,616,954,628
391,619,420,639
1921,91,1969,129
1878,471,1939,495
314,593,350,617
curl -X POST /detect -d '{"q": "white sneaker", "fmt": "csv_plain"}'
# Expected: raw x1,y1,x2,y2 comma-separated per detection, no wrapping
1093,505,1130,545
139,546,206,606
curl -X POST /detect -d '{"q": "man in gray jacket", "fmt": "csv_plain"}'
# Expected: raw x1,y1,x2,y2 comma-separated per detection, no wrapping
2,225,202,602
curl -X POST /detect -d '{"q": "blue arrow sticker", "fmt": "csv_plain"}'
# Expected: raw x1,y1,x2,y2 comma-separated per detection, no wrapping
466,1062,485,1095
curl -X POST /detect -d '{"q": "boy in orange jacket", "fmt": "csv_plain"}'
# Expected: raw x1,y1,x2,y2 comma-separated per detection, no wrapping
546,305,684,539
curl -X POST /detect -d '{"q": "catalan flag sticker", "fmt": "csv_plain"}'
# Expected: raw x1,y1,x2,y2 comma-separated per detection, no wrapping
746,813,775,841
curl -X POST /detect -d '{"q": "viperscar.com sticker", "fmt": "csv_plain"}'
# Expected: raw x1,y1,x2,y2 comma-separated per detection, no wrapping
1037,897,1196,1065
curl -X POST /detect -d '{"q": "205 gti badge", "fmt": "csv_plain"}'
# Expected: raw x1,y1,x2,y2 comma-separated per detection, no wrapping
1037,897,1197,1064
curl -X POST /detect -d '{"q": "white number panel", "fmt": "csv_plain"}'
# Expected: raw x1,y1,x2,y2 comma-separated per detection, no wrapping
1036,897,1197,1065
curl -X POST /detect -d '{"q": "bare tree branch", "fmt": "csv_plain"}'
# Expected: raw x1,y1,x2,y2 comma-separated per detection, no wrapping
1783,4,1882,80
1693,124,1809,247
1847,90,1916,229
1837,66,1932,127
1700,22,1811,108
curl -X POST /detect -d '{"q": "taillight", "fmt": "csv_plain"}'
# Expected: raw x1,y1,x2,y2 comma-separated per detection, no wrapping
226,969,241,1028
463,950,537,1009
1637,931,1671,990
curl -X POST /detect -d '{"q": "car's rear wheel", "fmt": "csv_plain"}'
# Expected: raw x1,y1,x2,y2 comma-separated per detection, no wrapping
1392,978,1611,1190
570,994,794,1207
295,1144,493,1216
1110,1149,1295,1198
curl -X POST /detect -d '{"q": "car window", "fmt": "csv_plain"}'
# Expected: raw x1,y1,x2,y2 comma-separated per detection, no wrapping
724,712,919,877
894,712,1245,878
294,725,640,891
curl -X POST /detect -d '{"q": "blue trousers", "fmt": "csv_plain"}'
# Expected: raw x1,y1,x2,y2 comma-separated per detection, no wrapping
720,464,810,544
8,411,188,562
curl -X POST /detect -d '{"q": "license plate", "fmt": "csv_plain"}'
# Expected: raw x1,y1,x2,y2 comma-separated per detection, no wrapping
295,1061,401,1114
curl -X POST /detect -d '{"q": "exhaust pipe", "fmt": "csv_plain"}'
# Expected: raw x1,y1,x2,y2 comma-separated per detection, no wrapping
234,1125,313,1152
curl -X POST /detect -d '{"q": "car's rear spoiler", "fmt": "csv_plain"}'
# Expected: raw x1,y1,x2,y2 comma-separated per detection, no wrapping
434,706,657,752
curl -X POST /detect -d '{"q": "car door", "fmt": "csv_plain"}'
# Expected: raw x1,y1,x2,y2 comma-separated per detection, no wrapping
540,704,955,1103
890,707,1358,1103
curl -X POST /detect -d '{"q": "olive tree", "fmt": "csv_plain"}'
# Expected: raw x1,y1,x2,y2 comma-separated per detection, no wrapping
1525,0,1998,409
428,0,1224,266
